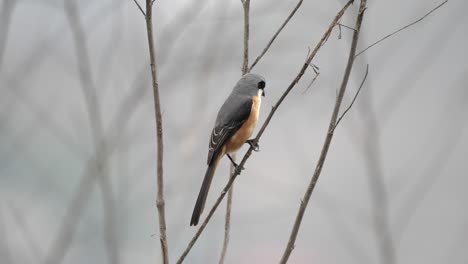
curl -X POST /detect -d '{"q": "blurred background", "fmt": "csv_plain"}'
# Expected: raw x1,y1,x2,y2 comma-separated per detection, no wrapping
1,0,467,263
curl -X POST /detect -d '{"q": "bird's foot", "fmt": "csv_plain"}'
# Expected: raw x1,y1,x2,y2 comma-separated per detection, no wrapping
234,164,244,175
227,154,244,175
246,139,260,152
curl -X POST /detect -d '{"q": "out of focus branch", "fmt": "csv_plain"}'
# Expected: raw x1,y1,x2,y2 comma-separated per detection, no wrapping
0,0,16,72
0,207,13,264
43,2,120,264
176,1,355,263
141,1,169,263
248,0,303,72
280,1,367,262
355,0,448,57
7,203,42,260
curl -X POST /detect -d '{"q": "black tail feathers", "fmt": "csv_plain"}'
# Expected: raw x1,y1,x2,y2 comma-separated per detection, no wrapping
190,161,218,226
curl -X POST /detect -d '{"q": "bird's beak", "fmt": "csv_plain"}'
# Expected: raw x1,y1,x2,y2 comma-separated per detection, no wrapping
262,90,265,97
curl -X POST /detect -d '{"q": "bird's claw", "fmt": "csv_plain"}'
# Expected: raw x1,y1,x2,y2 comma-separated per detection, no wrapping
246,139,260,152
234,164,244,175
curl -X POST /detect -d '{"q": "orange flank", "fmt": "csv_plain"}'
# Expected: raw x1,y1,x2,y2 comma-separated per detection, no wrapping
225,94,261,153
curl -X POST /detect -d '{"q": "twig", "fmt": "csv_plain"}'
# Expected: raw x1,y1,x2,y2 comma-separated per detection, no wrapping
302,63,320,94
332,64,369,131
219,163,236,264
248,0,303,72
355,0,448,57
220,1,250,262
241,0,250,74
132,0,146,17
176,1,354,263
279,1,367,263
143,1,169,263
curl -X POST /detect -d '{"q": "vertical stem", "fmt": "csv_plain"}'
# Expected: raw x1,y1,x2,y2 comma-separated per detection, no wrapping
221,1,250,263
279,1,367,263
144,1,169,263
242,0,250,74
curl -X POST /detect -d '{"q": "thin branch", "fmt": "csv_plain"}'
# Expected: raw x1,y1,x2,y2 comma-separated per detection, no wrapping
144,1,169,263
248,0,303,72
279,1,367,263
176,1,354,262
302,63,320,94
355,0,448,57
221,1,250,262
332,63,369,131
219,163,236,264
132,0,146,17
241,0,250,74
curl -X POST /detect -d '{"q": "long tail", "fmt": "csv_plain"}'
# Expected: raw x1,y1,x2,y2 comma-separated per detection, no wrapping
190,157,220,226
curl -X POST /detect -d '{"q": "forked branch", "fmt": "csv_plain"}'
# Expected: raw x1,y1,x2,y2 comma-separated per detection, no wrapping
279,1,367,262
176,1,355,262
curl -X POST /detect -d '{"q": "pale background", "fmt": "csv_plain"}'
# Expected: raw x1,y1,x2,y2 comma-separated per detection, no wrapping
0,0,467,263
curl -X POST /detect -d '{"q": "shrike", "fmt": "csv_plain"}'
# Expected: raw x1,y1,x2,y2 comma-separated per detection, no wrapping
190,73,266,226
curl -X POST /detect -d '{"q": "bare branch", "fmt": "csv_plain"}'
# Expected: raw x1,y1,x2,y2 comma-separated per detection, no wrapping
219,163,236,264
279,1,367,262
241,0,250,74
143,1,169,263
221,1,250,261
176,1,354,262
132,0,146,17
333,64,369,131
355,0,448,57
248,0,303,72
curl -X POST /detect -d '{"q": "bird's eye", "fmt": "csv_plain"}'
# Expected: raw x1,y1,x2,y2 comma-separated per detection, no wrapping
258,81,265,89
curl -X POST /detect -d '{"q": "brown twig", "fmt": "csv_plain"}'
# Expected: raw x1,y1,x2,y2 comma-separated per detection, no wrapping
176,1,354,263
143,1,169,263
220,1,250,262
355,0,448,57
248,0,303,72
333,63,369,131
132,0,146,17
219,163,236,264
279,1,367,263
241,0,250,74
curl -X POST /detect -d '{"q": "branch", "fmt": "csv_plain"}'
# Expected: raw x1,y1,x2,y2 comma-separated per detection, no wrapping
176,1,354,262
219,164,235,264
221,1,250,262
144,1,169,263
241,0,250,74
355,0,447,57
279,1,367,263
132,0,146,17
0,0,16,72
332,63,369,131
248,0,303,72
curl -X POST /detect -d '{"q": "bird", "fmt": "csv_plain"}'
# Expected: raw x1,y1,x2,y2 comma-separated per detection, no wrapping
190,73,266,226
